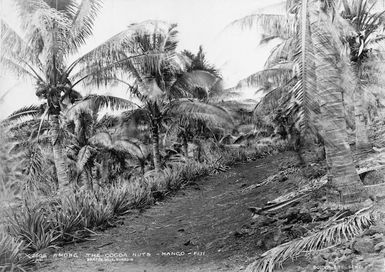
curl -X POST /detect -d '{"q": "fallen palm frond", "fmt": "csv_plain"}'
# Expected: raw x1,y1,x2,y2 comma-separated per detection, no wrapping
246,207,380,272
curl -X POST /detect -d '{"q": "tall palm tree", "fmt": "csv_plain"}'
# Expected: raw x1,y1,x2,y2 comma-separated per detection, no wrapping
230,0,368,205
340,0,385,151
93,23,234,171
0,1,163,190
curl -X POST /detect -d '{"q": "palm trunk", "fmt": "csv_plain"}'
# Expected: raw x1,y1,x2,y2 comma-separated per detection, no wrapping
85,167,93,191
50,115,69,190
354,62,371,151
323,121,366,203
151,122,162,171
312,9,366,205
320,82,366,204
182,134,188,157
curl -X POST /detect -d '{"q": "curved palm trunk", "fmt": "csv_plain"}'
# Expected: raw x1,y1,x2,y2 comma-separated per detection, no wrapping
50,115,70,190
151,122,162,171
310,4,366,205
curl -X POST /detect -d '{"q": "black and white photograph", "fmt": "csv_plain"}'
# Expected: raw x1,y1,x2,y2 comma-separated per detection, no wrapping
1,0,385,271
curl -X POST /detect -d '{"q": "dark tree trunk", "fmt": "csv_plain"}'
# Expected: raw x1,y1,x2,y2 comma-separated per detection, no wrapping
151,122,162,171
182,134,188,157
50,115,70,191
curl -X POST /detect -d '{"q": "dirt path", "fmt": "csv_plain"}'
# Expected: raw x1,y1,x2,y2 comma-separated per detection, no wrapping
38,152,299,272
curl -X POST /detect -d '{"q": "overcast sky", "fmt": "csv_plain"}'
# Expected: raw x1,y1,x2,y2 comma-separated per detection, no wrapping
0,0,284,119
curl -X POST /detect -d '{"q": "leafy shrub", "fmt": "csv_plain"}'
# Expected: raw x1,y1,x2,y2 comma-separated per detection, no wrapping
0,232,34,272
49,196,89,243
7,206,59,253
0,140,272,272
72,191,114,229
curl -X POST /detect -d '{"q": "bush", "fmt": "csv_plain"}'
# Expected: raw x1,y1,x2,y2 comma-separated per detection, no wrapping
0,141,276,271
7,206,59,253
0,232,34,272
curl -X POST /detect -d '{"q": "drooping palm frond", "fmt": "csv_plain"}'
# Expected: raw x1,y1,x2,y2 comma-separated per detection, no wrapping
67,0,103,53
76,145,94,172
230,13,294,40
113,139,144,158
171,70,221,98
66,94,137,119
253,80,295,117
89,131,113,147
5,104,46,123
74,20,173,74
246,208,380,272
168,99,234,129
71,51,168,89
94,114,121,130
231,64,294,91
88,131,144,158
7,118,51,145
14,0,73,63
265,38,297,68
285,0,320,135
0,20,42,71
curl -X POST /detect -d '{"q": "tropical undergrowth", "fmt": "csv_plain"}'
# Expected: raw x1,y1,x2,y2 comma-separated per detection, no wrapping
0,140,286,271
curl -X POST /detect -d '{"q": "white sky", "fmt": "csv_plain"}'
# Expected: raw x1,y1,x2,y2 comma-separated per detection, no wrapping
0,0,284,119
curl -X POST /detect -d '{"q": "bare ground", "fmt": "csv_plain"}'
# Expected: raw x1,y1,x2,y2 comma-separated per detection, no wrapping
37,152,304,272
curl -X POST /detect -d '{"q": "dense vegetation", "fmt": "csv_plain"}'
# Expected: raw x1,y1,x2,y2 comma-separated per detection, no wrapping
1,0,385,271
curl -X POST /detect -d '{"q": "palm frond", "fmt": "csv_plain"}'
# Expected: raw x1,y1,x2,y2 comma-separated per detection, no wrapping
66,95,137,119
14,0,73,61
232,64,294,91
172,70,221,98
68,0,103,52
265,38,297,68
0,55,41,81
246,208,379,272
74,20,172,71
94,114,121,130
89,132,113,148
71,51,167,88
0,19,42,69
286,0,319,135
76,145,94,172
5,104,46,123
113,140,144,158
230,13,294,39
168,99,234,129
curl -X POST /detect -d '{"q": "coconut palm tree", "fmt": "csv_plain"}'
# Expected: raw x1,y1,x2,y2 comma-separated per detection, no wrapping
0,0,164,190
65,98,147,189
90,23,234,171
230,0,369,205
339,0,385,151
